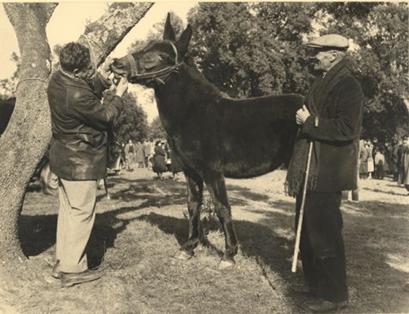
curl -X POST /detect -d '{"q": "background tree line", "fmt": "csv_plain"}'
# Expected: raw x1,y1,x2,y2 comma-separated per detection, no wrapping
1,2,408,144
186,2,409,143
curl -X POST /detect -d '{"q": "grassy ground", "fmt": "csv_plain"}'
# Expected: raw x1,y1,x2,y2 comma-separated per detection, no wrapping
0,168,408,313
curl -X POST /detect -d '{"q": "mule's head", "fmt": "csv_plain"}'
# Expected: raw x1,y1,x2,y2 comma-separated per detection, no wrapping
110,13,192,86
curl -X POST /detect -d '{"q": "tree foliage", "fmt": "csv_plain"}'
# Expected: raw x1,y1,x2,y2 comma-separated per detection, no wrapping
148,116,166,140
187,2,408,142
187,3,314,97
111,91,148,144
0,52,19,99
106,91,148,166
315,2,409,141
128,11,184,53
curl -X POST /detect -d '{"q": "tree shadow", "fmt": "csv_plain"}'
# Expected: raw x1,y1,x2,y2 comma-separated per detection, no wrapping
138,186,409,313
137,212,189,246
18,175,409,312
101,177,186,204
19,206,140,265
362,187,408,197
228,185,271,202
19,177,188,267
385,182,401,188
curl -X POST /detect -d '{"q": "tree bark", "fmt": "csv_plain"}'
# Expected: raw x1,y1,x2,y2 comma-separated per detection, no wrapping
0,2,153,266
78,2,154,67
0,2,57,265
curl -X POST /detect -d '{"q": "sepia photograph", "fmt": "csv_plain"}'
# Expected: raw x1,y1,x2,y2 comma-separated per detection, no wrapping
0,1,408,313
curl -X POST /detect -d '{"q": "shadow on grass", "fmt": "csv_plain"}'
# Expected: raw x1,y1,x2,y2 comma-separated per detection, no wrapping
19,175,409,312
362,187,408,197
136,186,409,313
19,177,187,267
19,207,138,267
98,177,186,203
342,199,409,218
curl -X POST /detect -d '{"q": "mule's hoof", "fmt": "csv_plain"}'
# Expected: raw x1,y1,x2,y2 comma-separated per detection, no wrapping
218,259,235,270
176,250,193,261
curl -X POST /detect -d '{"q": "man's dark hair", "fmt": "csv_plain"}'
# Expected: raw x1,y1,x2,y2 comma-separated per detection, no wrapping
59,42,90,73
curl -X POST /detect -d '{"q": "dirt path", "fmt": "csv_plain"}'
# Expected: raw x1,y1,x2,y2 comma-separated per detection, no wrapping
1,169,408,313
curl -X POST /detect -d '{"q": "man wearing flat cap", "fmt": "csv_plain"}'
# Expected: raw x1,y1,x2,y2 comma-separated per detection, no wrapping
286,34,364,312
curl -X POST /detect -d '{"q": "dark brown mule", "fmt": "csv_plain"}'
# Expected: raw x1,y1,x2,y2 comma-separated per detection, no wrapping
111,14,304,267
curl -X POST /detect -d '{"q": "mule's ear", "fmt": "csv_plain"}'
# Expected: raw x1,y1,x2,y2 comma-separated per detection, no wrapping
176,24,192,58
163,13,176,41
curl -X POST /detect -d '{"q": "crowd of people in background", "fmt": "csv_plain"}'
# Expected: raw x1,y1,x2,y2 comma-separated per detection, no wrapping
108,134,409,190
359,135,409,194
110,139,182,179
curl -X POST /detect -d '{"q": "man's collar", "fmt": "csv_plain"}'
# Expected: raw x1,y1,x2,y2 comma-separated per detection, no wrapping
60,68,76,78
322,58,349,79
57,68,92,90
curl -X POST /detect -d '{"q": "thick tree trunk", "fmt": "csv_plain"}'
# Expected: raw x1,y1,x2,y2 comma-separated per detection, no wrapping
0,2,153,266
0,3,57,265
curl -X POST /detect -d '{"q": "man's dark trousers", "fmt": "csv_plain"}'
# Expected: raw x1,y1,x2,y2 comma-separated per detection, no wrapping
295,191,348,303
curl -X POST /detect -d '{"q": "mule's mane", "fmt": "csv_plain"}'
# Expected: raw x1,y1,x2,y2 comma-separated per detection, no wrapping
182,63,223,100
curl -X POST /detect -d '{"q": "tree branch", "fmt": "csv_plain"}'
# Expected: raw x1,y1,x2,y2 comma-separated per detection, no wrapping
78,2,154,67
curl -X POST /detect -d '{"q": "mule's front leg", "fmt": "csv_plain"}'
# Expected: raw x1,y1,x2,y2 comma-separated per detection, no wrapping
179,170,203,259
204,171,238,267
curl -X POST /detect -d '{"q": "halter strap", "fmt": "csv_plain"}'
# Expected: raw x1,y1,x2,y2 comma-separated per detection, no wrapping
128,42,182,84
169,41,179,63
127,53,138,78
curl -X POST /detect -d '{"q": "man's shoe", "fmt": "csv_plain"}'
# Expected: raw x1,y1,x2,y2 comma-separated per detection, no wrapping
306,299,348,313
51,260,61,279
60,269,103,288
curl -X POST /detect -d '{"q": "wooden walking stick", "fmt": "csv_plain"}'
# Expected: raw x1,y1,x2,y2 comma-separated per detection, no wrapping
291,140,314,273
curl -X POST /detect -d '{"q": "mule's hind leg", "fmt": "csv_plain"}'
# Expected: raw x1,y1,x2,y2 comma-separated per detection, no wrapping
204,171,238,266
179,170,203,258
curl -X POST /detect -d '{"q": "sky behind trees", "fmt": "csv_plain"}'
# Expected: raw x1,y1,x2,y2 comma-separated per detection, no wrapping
1,1,407,136
0,1,197,79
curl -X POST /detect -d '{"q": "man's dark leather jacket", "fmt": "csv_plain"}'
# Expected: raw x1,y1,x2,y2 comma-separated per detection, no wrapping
47,70,122,180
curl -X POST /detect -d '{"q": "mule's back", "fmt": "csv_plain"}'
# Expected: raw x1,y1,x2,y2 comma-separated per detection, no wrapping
219,94,303,178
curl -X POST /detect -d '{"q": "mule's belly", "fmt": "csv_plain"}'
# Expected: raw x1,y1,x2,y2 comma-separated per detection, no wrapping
222,138,285,178
218,94,301,179
221,120,297,179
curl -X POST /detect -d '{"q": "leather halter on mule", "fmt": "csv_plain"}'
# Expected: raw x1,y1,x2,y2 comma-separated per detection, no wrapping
127,42,182,85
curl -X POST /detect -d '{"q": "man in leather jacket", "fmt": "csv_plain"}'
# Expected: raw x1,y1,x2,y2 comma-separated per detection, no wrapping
47,42,128,287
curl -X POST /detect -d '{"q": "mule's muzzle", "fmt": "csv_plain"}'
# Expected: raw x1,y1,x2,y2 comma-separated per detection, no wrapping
109,58,130,83
110,55,141,84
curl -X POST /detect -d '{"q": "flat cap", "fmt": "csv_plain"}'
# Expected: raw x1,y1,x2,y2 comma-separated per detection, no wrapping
306,34,349,50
